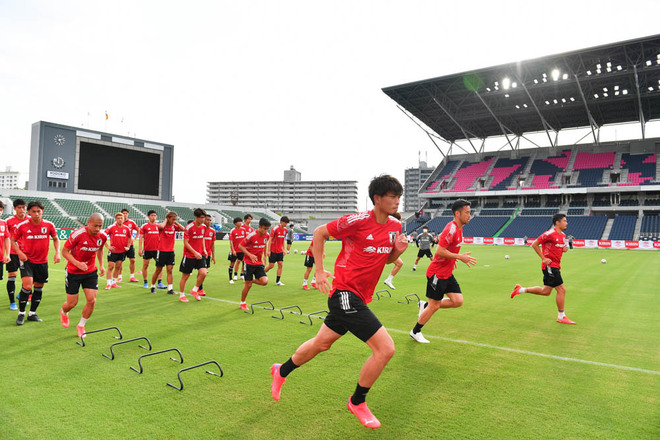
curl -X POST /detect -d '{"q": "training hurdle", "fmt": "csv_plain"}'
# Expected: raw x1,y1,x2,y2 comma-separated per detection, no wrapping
103,337,152,360
245,300,275,315
272,305,303,320
374,289,392,300
130,348,184,374
300,310,328,326
167,360,224,391
398,293,420,305
76,326,123,347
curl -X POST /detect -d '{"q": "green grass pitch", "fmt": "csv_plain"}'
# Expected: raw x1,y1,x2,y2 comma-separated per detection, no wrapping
1,241,658,439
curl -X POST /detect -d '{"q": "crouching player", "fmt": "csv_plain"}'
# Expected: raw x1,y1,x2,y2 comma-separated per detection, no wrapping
60,213,107,337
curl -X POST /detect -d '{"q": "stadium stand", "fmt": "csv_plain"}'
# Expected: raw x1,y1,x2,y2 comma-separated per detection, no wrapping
133,203,169,219
48,216,82,229
567,208,585,215
608,214,637,240
520,208,557,216
425,160,461,192
166,206,196,223
488,157,529,190
500,217,552,239
54,198,98,217
523,150,570,189
463,216,509,237
573,151,615,187
480,208,515,216
96,202,143,220
483,201,499,208
423,216,452,233
565,216,608,240
10,196,61,215
620,153,656,185
640,214,660,240
445,157,494,192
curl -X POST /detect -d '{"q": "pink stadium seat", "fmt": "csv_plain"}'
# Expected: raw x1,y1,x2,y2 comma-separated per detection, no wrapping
489,165,521,188
446,158,493,192
572,152,615,170
544,150,571,170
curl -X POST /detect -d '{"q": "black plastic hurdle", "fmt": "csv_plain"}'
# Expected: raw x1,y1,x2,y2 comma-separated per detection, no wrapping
102,336,152,360
167,360,224,391
130,348,184,374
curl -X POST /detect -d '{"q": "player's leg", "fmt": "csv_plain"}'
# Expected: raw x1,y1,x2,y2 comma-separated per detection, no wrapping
265,262,274,272
113,260,123,285
61,291,78,328
302,266,312,289
275,260,284,285
252,275,268,286
77,286,98,336
151,265,162,293
511,284,552,297
165,265,175,291
190,267,207,301
384,257,403,289
106,260,115,289
129,256,138,282
7,258,18,309
240,280,252,310
178,271,190,302
27,279,45,320
554,284,575,324
142,258,150,287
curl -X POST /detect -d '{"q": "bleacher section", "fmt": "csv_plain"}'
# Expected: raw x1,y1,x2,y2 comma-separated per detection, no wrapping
463,216,508,237
640,215,660,240
488,157,529,190
133,203,169,219
480,208,515,216
446,157,494,192
608,215,637,240
520,208,557,216
523,150,570,189
500,217,551,238
573,151,615,187
423,216,452,233
55,198,98,218
566,216,608,239
425,160,461,193
166,206,196,223
96,202,144,220
620,153,656,185
9,196,60,216
49,216,82,229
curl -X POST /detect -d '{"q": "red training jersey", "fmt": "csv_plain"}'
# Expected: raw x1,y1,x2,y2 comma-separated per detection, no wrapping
0,219,9,259
269,225,288,253
183,222,206,258
427,220,463,279
65,227,108,275
105,224,132,252
159,223,178,252
305,240,314,256
536,227,566,269
124,219,139,240
6,215,28,255
204,227,216,254
241,231,270,266
229,227,246,253
12,219,57,264
140,223,160,251
326,211,401,304
241,223,255,236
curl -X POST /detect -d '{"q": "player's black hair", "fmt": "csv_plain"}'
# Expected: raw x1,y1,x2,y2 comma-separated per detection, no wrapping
552,213,566,225
147,210,157,216
13,198,26,208
281,216,290,223
244,213,252,221
451,199,471,214
121,208,129,214
0,200,4,210
27,200,45,211
233,217,242,224
259,217,271,228
193,208,206,218
368,174,403,204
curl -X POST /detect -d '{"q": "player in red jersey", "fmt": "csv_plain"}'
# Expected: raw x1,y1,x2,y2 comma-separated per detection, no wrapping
410,200,477,343
239,214,254,279
178,208,208,302
383,212,404,290
270,175,408,429
0,201,12,308
265,216,290,286
510,213,575,325
60,213,108,337
301,240,323,290
196,214,216,296
11,200,61,325
5,198,28,310
139,210,160,289
238,217,271,311
227,217,245,284
104,213,133,290
151,211,185,294
121,209,140,282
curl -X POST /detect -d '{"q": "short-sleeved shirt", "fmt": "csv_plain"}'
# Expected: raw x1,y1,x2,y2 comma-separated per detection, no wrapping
241,231,270,266
159,223,178,252
183,222,206,258
326,210,401,304
0,219,9,259
269,225,288,253
305,240,314,256
105,224,132,252
241,223,255,236
228,226,246,252
124,218,140,240
12,219,57,264
65,227,108,275
427,220,463,279
140,223,160,251
417,233,434,250
203,227,216,254
6,215,27,255
536,227,566,269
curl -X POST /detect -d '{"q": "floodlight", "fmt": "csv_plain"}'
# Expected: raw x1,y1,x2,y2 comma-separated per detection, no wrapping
606,62,612,67
551,69,560,81
512,82,517,88
622,89,628,95
515,105,520,109
614,85,619,90
617,65,622,70
534,79,539,84
504,94,510,98
603,93,608,97
569,97,575,102
502,78,510,89
562,73,568,80
603,87,608,92
561,98,566,103
597,63,602,69
545,100,550,105
594,94,599,98
646,60,652,66
523,103,528,108
648,86,654,91
553,99,558,104
586,70,592,75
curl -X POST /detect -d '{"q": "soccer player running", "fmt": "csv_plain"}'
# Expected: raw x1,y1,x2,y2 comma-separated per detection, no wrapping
178,208,208,302
151,211,185,294
239,214,254,279
5,198,28,311
270,175,408,429
0,201,11,307
104,213,132,290
11,201,61,325
265,215,290,286
121,208,140,283
60,213,107,337
197,214,216,296
237,217,271,311
411,226,434,271
410,199,476,343
383,212,404,290
510,213,575,325
227,217,245,284
139,210,160,289
286,224,294,254
301,240,318,290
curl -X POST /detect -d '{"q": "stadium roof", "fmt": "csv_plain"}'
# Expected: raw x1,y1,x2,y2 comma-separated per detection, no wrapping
383,34,660,150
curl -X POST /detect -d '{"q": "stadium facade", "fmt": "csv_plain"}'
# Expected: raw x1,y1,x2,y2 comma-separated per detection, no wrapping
404,160,434,212
206,167,358,217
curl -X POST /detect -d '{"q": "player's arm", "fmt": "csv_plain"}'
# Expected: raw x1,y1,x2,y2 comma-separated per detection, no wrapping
2,236,9,263
210,237,216,264
238,241,257,262
174,221,185,231
265,235,273,257
62,245,86,271
386,232,408,264
312,225,332,295
126,234,133,251
96,246,106,277
11,236,27,262
52,233,61,263
138,232,145,257
229,236,236,255
433,242,476,267
183,237,201,259
531,239,552,266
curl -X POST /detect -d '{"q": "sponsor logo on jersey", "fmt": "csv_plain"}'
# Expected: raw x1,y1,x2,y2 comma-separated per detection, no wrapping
363,246,393,254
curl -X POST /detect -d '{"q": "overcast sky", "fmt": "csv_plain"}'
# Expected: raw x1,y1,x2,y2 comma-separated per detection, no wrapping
1,0,658,209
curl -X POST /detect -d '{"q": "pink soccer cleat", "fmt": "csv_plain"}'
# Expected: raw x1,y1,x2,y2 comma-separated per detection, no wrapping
129,276,139,283
510,284,521,298
104,284,112,291
76,325,86,338
557,316,576,325
270,363,286,401
198,289,206,296
347,397,381,429
302,284,310,291
190,290,201,301
179,295,189,303
111,283,121,289
240,303,249,311
60,309,69,328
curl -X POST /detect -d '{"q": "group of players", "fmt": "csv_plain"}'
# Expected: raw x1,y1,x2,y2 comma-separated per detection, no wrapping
1,174,575,429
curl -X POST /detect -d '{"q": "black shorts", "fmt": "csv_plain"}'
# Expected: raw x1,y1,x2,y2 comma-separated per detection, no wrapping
108,252,126,263
228,252,244,262
542,267,564,288
287,239,293,245
417,249,433,259
244,263,267,281
426,274,461,300
126,245,136,259
269,252,284,264
7,253,20,273
179,256,206,274
204,256,211,268
324,290,383,343
19,260,49,284
143,250,158,260
304,254,315,268
156,251,175,267
65,271,99,294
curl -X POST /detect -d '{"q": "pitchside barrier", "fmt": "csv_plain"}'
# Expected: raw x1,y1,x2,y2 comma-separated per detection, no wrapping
464,236,660,250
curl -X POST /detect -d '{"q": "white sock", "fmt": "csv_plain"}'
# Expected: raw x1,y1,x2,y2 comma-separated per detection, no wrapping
28,311,35,316
18,311,25,315
192,286,198,292
240,301,246,305
168,284,173,290
385,275,393,282
312,277,316,283
112,278,117,284
79,317,88,326
107,279,113,285
130,273,135,278
303,280,308,285
151,284,156,288
413,264,417,269
519,287,527,293
179,292,185,297
558,311,566,319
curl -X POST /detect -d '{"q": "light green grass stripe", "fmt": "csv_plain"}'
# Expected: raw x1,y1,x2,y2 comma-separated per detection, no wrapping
388,328,660,375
